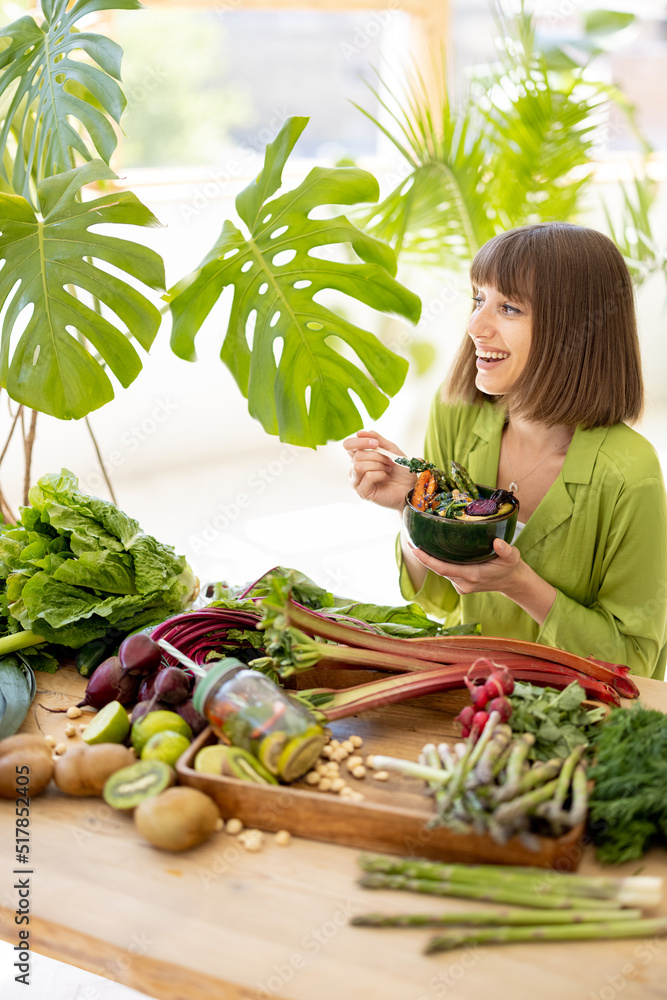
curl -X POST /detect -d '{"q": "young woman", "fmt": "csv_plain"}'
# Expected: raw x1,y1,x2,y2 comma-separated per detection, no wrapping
344,222,667,679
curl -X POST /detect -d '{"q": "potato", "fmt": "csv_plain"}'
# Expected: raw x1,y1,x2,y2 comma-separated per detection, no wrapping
134,787,221,851
54,743,136,796
0,734,53,798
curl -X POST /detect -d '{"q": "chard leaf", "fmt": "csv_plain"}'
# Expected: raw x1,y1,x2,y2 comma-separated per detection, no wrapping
331,600,452,637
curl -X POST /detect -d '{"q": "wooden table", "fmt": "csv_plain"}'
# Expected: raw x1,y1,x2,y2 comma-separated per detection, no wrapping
1,668,666,1000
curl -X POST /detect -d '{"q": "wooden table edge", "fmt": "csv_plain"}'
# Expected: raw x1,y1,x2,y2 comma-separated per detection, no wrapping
0,905,275,1000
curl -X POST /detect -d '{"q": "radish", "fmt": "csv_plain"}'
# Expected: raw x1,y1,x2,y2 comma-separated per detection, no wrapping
486,695,513,723
472,710,490,730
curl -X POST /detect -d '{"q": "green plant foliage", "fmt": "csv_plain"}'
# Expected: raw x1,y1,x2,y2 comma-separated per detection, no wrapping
0,159,165,420
602,175,667,288
167,116,421,448
355,3,642,270
0,0,141,203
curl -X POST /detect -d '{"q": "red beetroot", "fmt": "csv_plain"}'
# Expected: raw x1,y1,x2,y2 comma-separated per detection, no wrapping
153,667,192,705
130,700,170,725
138,674,158,703
77,656,140,709
174,698,208,736
118,633,163,676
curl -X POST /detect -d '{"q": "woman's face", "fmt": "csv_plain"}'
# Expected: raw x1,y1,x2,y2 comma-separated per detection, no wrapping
467,284,532,395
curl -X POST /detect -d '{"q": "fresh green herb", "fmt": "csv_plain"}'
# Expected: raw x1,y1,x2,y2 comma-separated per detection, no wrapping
508,681,606,762
587,704,667,864
394,457,437,474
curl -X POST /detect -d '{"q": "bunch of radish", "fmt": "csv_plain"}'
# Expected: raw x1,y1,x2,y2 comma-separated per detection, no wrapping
456,658,514,738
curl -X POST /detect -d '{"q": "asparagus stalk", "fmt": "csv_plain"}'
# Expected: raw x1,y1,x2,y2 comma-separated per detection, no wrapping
422,743,450,809
492,733,535,803
358,873,622,909
356,855,660,903
365,755,453,786
424,918,667,954
567,763,589,828
492,778,561,827
516,759,563,795
467,725,512,788
434,712,501,816
544,744,587,823
351,908,643,928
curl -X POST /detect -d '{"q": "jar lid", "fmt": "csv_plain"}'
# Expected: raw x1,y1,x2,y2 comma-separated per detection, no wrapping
192,657,246,716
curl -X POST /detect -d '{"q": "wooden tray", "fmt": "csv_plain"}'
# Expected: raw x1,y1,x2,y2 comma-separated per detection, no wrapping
177,666,586,869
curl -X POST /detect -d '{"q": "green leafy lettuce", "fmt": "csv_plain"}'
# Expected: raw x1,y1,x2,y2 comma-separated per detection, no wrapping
0,469,197,651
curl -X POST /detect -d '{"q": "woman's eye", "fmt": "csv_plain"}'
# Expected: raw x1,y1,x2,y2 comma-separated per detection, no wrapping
472,296,483,307
502,304,520,315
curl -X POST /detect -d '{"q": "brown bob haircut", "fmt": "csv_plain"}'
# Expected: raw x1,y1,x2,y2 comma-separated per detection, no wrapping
444,222,644,427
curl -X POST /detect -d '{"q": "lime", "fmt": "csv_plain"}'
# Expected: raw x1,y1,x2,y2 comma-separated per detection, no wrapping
131,710,192,755
141,730,191,767
277,732,327,783
82,700,130,745
194,744,228,775
258,731,287,775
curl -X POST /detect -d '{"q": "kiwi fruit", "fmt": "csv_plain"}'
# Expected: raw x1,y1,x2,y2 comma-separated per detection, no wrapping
54,743,136,796
102,760,175,810
0,734,53,798
134,787,221,851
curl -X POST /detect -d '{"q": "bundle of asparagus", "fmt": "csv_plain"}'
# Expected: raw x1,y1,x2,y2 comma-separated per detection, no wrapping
368,710,588,845
353,854,666,954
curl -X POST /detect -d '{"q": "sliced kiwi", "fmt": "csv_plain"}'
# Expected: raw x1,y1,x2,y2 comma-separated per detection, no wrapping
103,760,175,810
220,746,278,784
278,732,327,783
258,731,287,775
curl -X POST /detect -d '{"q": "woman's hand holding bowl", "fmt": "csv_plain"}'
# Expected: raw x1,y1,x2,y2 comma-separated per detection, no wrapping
408,536,525,597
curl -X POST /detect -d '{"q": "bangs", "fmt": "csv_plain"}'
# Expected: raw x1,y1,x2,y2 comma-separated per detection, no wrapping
470,229,536,306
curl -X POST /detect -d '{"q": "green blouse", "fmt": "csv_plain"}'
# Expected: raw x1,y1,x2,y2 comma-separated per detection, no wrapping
397,399,667,680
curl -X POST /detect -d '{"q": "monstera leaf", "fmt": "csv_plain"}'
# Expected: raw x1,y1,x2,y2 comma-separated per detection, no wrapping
0,159,165,420
167,117,420,448
0,0,141,203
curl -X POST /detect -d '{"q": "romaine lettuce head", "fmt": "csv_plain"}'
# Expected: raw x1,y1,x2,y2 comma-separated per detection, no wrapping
0,469,197,648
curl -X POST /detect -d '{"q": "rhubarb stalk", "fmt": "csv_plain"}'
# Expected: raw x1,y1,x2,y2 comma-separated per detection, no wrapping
263,597,632,701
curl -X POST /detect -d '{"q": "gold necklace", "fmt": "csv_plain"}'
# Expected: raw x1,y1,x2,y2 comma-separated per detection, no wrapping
504,431,573,495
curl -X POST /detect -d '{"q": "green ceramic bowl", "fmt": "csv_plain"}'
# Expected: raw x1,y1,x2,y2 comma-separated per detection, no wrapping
403,484,519,564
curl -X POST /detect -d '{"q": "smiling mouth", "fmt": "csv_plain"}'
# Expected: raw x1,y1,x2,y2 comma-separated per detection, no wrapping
476,350,509,364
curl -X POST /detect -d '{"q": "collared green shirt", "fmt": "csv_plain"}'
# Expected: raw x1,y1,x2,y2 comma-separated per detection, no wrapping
398,399,667,679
